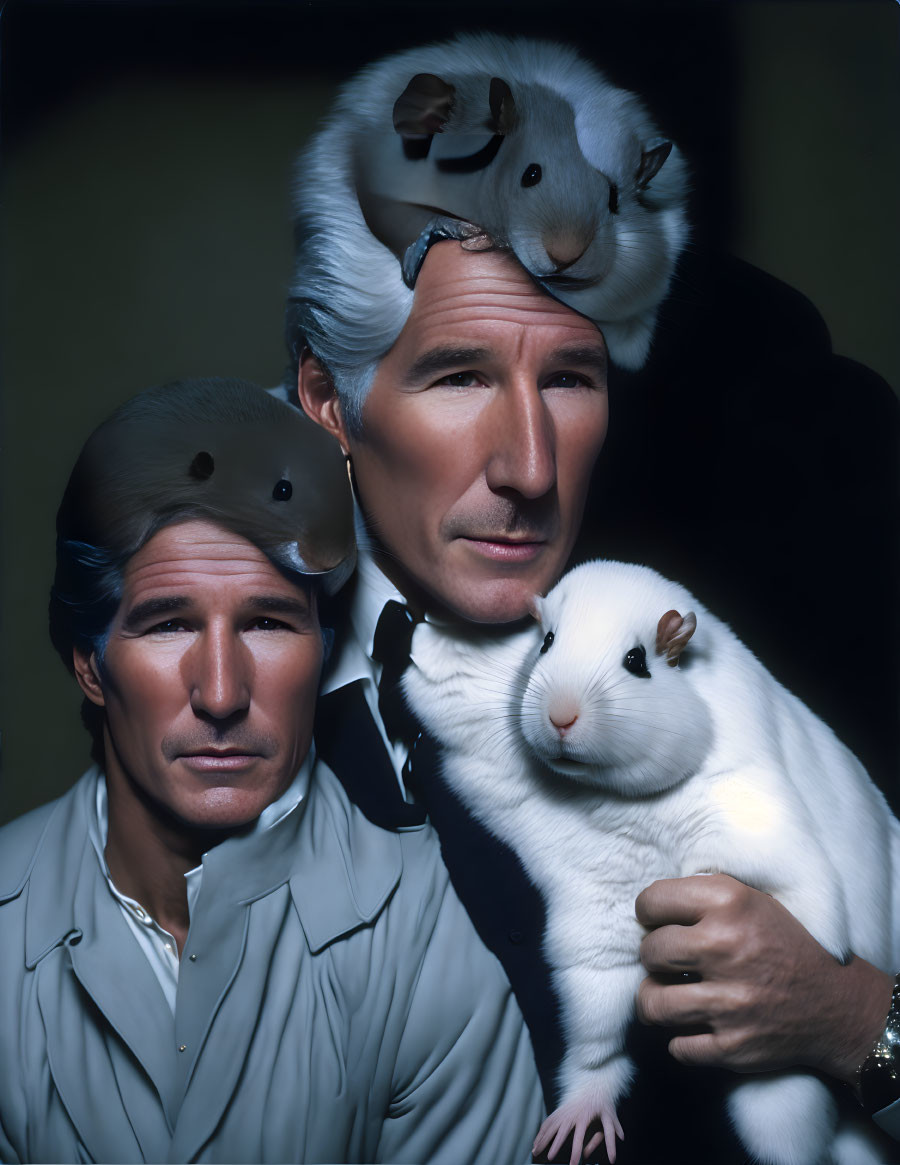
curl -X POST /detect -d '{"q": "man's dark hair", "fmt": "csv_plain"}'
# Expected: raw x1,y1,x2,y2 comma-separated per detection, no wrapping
49,377,354,764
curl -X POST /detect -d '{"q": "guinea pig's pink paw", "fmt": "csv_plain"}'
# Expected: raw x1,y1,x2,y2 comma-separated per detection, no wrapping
533,1098,624,1165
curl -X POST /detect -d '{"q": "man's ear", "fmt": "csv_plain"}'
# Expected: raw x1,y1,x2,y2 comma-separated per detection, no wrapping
297,350,350,453
73,646,106,707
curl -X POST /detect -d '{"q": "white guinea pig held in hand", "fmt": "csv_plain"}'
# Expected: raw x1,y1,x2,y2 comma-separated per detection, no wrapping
404,559,900,1165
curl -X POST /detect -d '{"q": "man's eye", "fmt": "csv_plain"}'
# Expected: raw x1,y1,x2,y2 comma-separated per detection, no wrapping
434,371,482,388
247,617,291,631
545,371,591,390
148,619,188,634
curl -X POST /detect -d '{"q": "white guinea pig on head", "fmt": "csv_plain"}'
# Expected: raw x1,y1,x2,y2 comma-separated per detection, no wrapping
522,562,714,796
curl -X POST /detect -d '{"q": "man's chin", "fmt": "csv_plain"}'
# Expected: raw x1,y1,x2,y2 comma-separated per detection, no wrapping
378,541,563,625
438,575,545,626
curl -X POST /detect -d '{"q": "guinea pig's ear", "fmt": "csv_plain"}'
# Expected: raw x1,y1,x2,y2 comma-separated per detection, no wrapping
636,139,673,189
527,594,544,623
656,609,697,667
488,77,516,134
393,73,455,139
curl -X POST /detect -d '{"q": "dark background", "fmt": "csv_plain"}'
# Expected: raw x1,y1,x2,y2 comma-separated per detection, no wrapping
1,0,898,822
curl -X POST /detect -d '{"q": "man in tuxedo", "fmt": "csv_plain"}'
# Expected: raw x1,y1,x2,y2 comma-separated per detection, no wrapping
288,228,899,1160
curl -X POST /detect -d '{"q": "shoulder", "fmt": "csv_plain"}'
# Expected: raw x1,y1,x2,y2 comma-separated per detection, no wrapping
301,760,471,959
311,761,452,911
0,773,93,905
0,801,61,903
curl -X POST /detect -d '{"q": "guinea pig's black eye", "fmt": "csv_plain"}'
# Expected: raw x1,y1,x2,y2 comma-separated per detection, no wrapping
608,183,619,214
272,479,293,501
521,163,542,188
540,630,555,654
189,451,214,481
623,645,650,678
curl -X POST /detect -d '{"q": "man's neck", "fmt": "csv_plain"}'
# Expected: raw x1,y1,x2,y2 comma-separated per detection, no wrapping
103,768,235,956
365,544,533,636
367,545,430,621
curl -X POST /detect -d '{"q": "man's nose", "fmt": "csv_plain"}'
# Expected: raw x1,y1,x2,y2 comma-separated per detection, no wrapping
484,381,556,499
187,627,251,721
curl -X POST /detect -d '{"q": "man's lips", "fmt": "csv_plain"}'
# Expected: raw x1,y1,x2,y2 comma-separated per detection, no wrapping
178,747,263,772
459,535,548,563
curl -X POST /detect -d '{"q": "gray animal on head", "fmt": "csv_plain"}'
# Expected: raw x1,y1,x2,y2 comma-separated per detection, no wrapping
50,377,355,764
51,377,355,676
287,32,689,431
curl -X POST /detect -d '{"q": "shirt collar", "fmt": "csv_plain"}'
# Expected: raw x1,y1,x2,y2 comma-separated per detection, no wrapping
21,753,401,968
88,758,313,927
353,548,408,660
321,537,407,695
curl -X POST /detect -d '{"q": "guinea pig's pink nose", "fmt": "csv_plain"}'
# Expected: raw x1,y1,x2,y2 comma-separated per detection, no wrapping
549,703,579,735
543,230,590,272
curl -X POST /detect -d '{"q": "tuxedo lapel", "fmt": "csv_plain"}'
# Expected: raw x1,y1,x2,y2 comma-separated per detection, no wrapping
315,679,425,828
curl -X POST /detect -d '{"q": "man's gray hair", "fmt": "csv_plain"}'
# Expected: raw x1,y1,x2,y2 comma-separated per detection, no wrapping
286,33,689,431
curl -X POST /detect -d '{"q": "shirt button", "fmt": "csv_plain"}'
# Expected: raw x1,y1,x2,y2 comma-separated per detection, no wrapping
508,929,525,945
164,942,173,952
134,907,146,920
178,1045,187,1053
189,954,197,961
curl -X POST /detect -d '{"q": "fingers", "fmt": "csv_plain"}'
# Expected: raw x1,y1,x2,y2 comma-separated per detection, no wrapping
534,1111,618,1165
601,1110,622,1164
639,925,704,975
533,1113,569,1163
637,874,762,979
636,978,713,1027
533,1118,555,1157
667,1031,727,1067
569,1118,587,1165
549,1123,568,1163
635,873,742,929
584,1132,604,1158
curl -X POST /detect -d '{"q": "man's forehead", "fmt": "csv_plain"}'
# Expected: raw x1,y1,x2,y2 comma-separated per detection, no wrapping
402,242,605,345
120,521,306,602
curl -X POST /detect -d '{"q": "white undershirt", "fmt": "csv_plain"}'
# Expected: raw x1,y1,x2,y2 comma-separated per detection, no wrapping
88,760,311,1015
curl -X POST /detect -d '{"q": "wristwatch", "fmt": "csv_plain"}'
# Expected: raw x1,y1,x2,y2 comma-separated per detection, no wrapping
858,973,900,1114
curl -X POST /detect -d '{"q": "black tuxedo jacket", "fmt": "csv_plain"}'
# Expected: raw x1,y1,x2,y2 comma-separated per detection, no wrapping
316,249,899,1164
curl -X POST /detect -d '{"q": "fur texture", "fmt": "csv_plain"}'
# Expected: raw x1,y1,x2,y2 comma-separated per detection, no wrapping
404,560,900,1165
289,34,689,428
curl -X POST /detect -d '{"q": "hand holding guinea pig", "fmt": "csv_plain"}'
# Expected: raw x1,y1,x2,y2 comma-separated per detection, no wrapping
636,873,895,1082
403,560,900,1165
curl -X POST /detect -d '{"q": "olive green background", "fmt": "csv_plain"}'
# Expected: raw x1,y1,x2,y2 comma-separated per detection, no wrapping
2,0,898,823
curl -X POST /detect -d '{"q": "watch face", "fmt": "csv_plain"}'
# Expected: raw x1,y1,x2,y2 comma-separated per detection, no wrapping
860,976,900,1115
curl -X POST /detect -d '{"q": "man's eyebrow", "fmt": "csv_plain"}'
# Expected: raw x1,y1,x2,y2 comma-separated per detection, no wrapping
121,595,193,631
545,345,609,373
403,347,492,385
243,595,314,620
